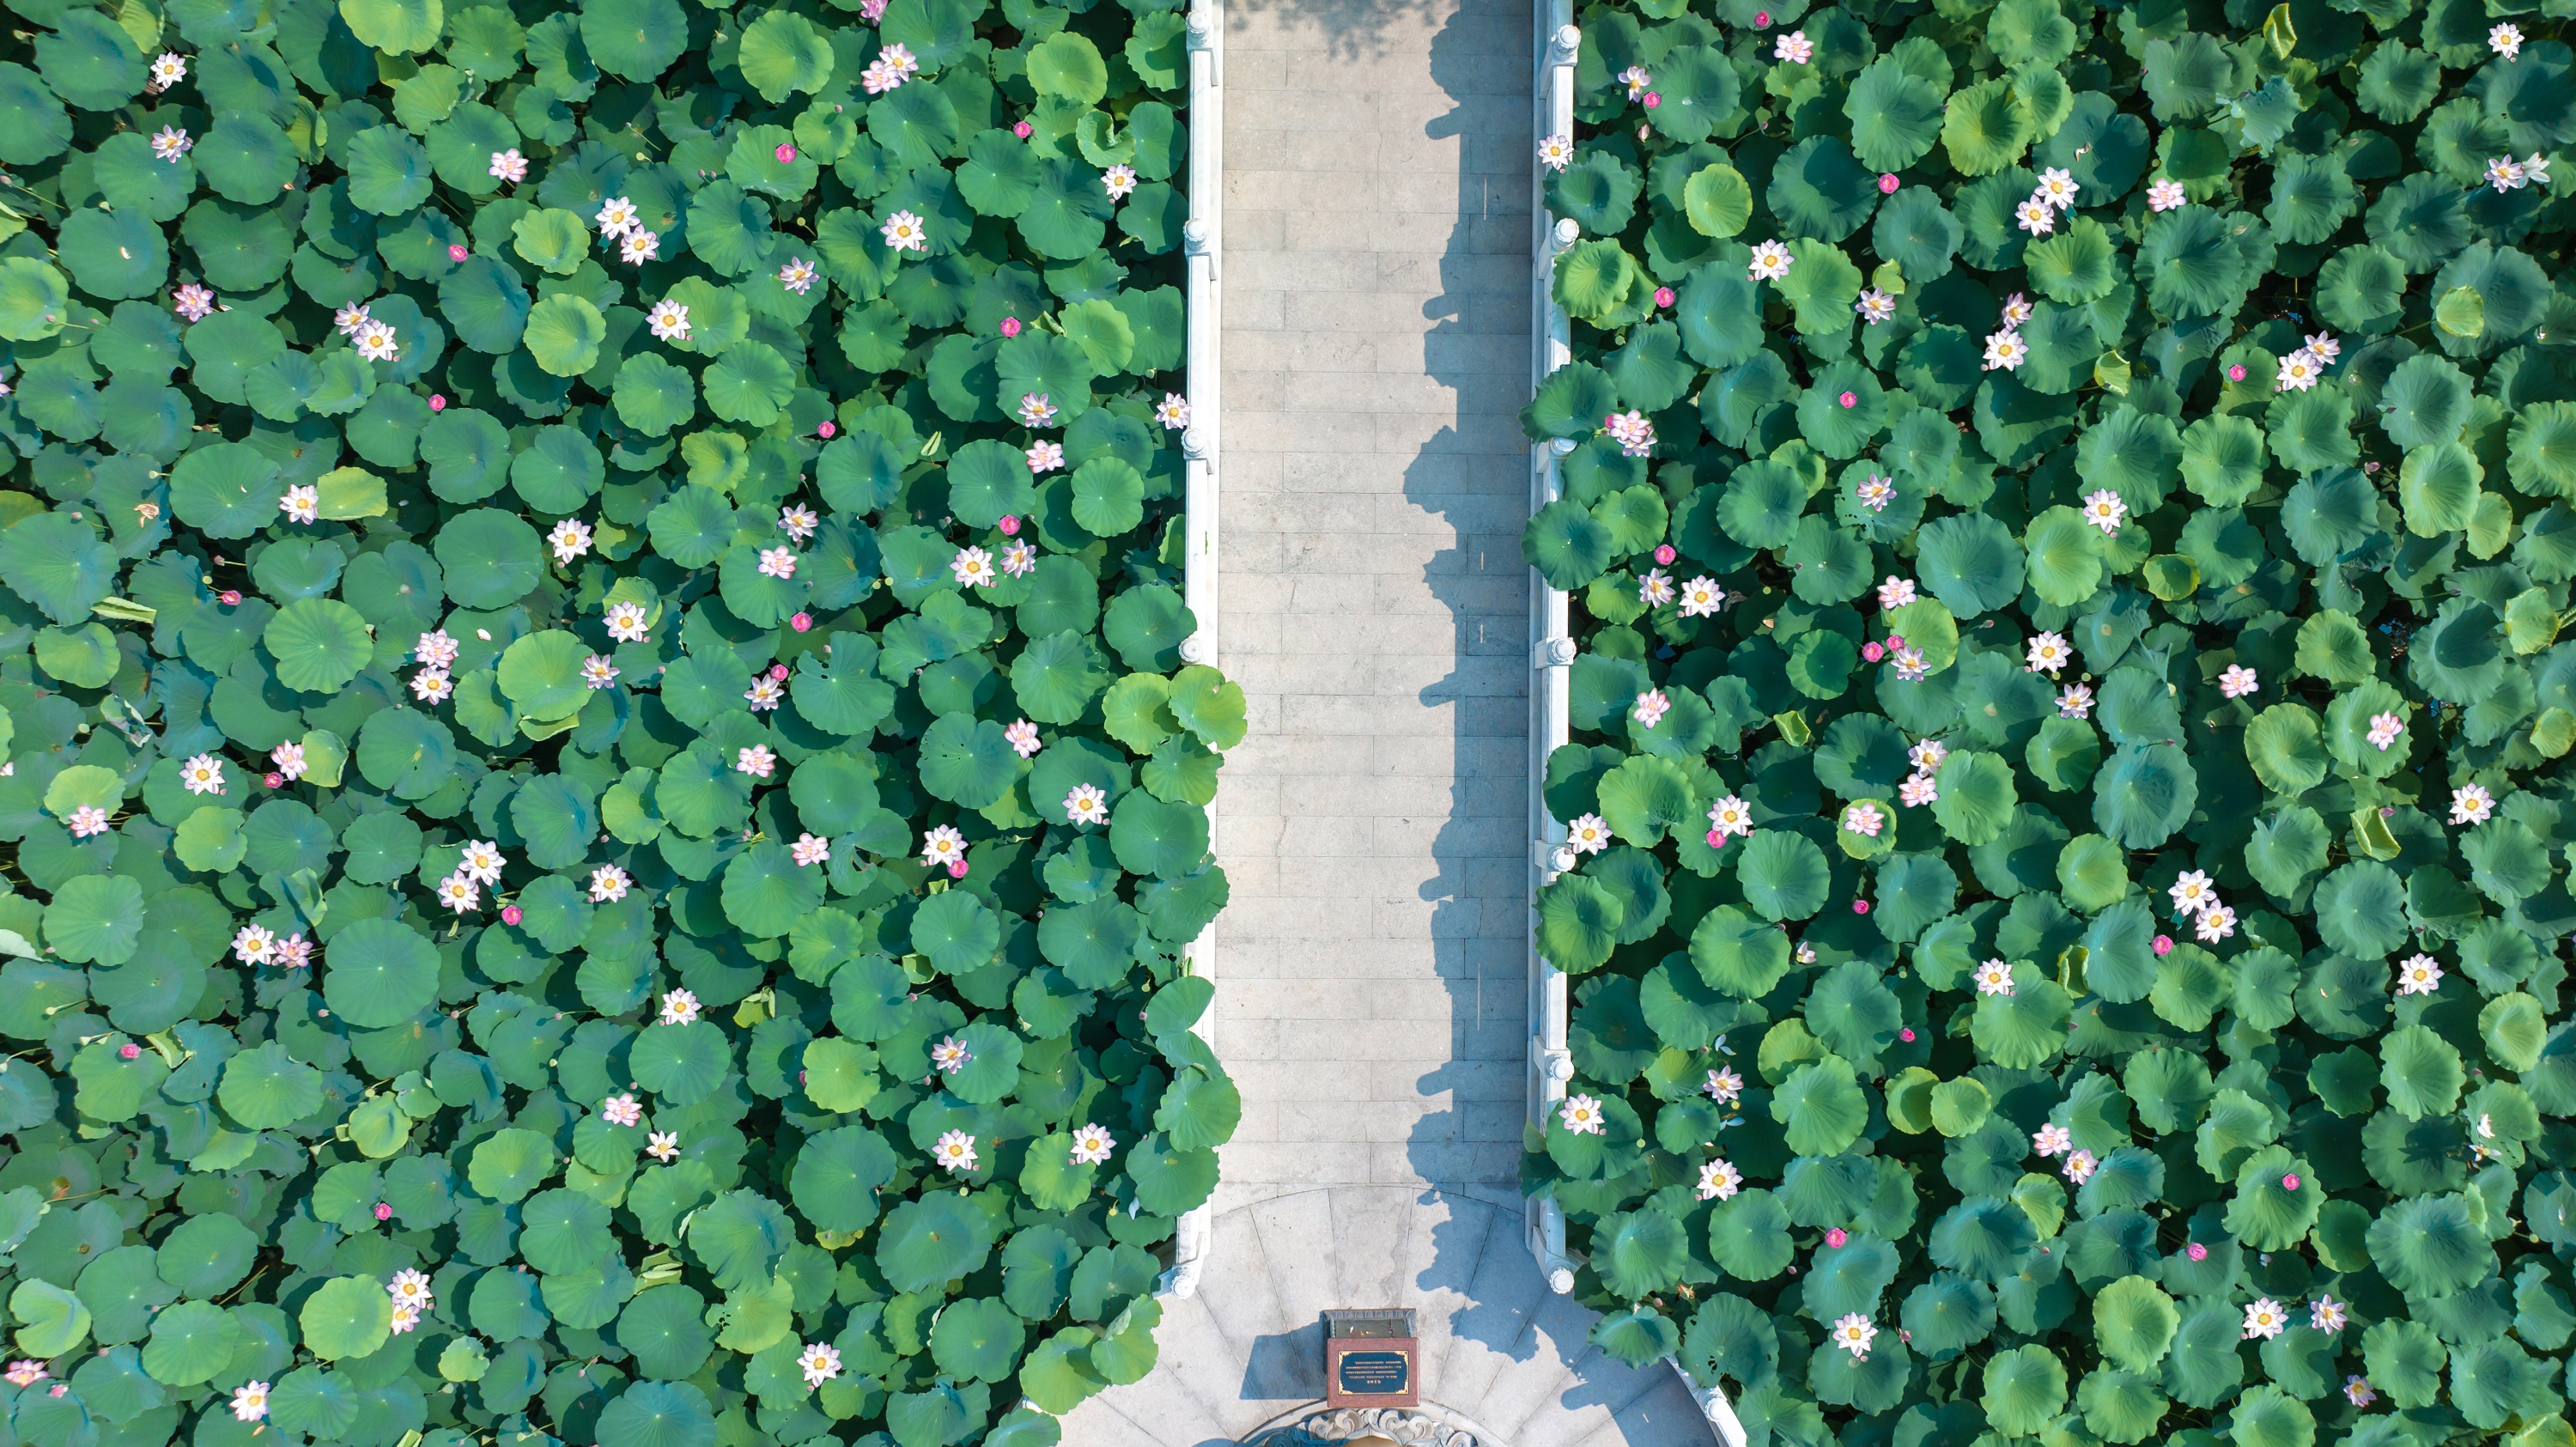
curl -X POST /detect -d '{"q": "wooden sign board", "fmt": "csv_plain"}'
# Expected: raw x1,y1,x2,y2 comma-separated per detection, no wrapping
1323,1309,1418,1409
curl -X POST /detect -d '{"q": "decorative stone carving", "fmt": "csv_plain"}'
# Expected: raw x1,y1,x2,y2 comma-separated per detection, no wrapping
1248,1403,1489,1447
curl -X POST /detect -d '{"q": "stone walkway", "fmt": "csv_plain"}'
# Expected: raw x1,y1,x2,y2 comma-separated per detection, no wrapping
1061,3,1709,1443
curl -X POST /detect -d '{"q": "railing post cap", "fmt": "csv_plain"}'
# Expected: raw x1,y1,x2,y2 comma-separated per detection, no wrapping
1551,216,1581,247
1182,219,1212,254
1182,426,1211,459
1178,635,1213,665
1547,435,1577,457
1547,1267,1577,1294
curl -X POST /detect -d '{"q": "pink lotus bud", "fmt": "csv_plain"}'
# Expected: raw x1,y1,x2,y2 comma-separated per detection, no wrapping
501,905,522,926
218,590,242,605
1899,1027,1916,1042
817,420,836,439
1839,392,1857,408
1637,125,1651,141
1879,173,1899,194
374,1202,392,1220
1754,10,1771,25
118,1043,140,1060
999,317,1023,337
775,143,797,163
2281,1173,2300,1190
2227,364,2247,381
428,395,447,411
769,664,790,681
999,515,1022,535
1825,1228,1848,1248
2153,934,2174,956
264,772,284,789
1706,829,1724,848
1653,544,1676,565
790,612,813,632
1852,899,1869,914
1862,641,1886,662
2186,1243,2208,1261
1885,634,1905,649
48,1384,64,1397
1653,287,1674,308
1643,93,1661,107
1013,121,1034,139
947,860,969,879
448,244,468,262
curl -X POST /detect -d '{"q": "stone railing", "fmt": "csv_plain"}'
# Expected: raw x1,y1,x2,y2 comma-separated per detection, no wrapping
1157,0,1224,1304
1521,9,1743,1444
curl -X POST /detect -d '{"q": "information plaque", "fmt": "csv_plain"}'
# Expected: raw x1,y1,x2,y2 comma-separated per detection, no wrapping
1323,1309,1418,1409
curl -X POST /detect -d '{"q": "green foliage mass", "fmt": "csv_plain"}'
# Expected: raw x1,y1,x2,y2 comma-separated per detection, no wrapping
0,0,1224,1443
1528,0,2576,1443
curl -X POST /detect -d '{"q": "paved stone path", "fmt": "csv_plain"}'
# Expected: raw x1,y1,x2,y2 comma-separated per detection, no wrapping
1061,3,1710,1442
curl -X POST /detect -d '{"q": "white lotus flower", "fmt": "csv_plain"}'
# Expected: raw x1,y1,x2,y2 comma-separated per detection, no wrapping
1773,30,1813,63
2395,953,2444,996
659,989,701,1026
881,210,928,252
1696,1158,1744,1201
589,865,631,903
1558,1095,1606,1135
1005,720,1042,758
149,52,188,92
798,1342,841,1386
647,1130,680,1162
933,1129,978,1172
1707,795,1753,839
2147,178,2187,211
415,629,460,666
233,925,277,965
1537,134,1576,172
1027,440,1066,472
931,1037,972,1073
1069,1123,1115,1164
181,754,226,795
1679,577,1724,617
231,1381,269,1421
1747,240,1794,280
280,484,319,524
1103,164,1138,200
1983,329,2027,371
2014,196,2057,234
2367,711,2404,750
2032,1123,2072,1158
2219,665,2257,698
596,198,640,236
489,149,527,183
1064,784,1109,825
548,519,592,563
2241,1298,2287,1341
2081,489,2126,535
151,125,191,161
2063,1148,2098,1184
2024,630,2070,675
1829,1314,1876,1359
1973,958,2015,996
459,839,505,884
1018,392,1059,428
1856,288,1895,323
354,320,400,362
1704,1067,1742,1103
2057,684,2093,720
1632,689,1671,728
2451,783,2494,825
583,655,620,690
1856,475,1895,511
1841,801,1885,838
605,600,652,642
736,745,776,778
1879,576,1918,611
647,300,690,341
412,668,454,703
920,825,969,868
2167,869,2215,917
2034,168,2078,210
1909,739,1947,772
1565,813,1613,854
1899,774,1937,807
1638,568,1675,607
951,545,996,587
791,833,830,866
779,257,817,294
618,230,659,264
2492,21,2523,59
66,805,110,837
601,1094,642,1127
2195,903,2236,943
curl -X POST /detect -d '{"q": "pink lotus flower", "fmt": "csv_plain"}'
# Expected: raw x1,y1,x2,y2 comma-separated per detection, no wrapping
947,860,969,879
2281,1174,2300,1190
1885,633,1905,649
1879,173,1899,193
1899,1027,1916,1042
1013,121,1033,139
1852,900,1869,914
2187,1243,2208,1261
119,1043,140,1060
501,905,522,926
1754,9,1771,24
447,244,468,262
2153,934,2174,956
775,143,796,163
428,395,446,411
1838,391,1856,408
1643,92,1661,107
1653,544,1676,564
1862,641,1886,662
1653,287,1674,307
375,1202,392,1220
218,590,242,605
790,611,812,632
1825,1228,1848,1248
817,420,835,439
2227,363,2247,381
1000,515,1022,535
264,772,284,788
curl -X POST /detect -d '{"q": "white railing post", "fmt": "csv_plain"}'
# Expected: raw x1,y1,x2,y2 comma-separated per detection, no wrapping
1159,0,1224,1304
